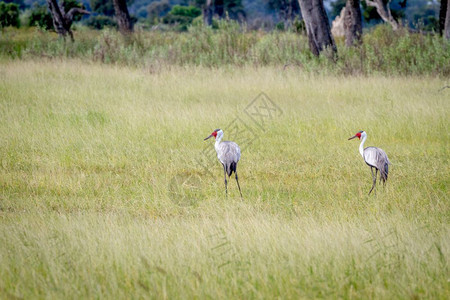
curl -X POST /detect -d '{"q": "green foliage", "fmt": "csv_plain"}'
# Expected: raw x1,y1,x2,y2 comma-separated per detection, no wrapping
90,0,115,16
168,4,201,18
163,5,201,31
62,0,85,21
214,0,246,20
27,0,85,30
361,0,405,24
146,0,171,24
0,1,20,28
28,4,53,29
1,24,449,76
405,0,440,31
267,0,300,23
330,0,346,20
85,15,117,29
90,0,134,16
292,17,305,33
2,0,25,10
193,0,246,21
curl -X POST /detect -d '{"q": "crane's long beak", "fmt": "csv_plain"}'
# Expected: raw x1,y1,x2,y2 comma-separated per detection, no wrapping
204,134,213,141
348,135,357,140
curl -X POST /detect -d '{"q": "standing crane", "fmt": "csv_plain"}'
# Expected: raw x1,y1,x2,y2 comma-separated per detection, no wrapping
204,129,242,197
348,131,391,195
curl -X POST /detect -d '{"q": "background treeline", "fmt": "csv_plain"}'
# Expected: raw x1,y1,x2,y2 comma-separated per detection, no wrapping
2,24,449,76
0,0,449,76
0,0,443,31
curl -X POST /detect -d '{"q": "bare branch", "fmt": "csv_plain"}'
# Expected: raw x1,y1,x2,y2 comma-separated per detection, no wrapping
65,8,90,23
364,0,399,30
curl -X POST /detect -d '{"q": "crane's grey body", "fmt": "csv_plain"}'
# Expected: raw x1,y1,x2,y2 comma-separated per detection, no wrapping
204,129,242,197
216,141,241,176
349,131,390,195
363,146,390,182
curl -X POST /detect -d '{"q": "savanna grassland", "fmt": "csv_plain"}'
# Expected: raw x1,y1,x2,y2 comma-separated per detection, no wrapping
0,59,449,299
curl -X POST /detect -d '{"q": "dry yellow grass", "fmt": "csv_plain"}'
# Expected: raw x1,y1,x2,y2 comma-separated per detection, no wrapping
0,60,449,298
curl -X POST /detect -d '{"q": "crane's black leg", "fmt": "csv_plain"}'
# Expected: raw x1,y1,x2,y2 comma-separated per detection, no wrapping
375,169,378,195
235,172,243,198
369,167,376,195
223,164,228,197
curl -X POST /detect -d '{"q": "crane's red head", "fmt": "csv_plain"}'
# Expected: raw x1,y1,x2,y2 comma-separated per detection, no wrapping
348,131,364,140
204,129,221,141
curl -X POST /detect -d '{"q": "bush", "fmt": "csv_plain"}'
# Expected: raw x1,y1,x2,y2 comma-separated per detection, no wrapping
0,1,20,28
163,5,201,31
85,15,117,29
0,23,449,76
28,4,53,30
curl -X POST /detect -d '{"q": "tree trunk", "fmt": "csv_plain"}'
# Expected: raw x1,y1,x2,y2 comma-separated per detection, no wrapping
439,0,448,36
46,0,89,41
297,0,337,56
365,0,398,30
445,0,450,39
344,0,362,47
113,0,133,34
47,0,69,38
203,0,213,26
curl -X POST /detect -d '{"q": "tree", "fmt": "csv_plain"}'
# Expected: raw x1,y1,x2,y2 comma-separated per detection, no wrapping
29,3,53,29
194,0,246,25
297,0,337,56
163,5,201,31
1,0,25,10
440,0,448,35
267,0,301,29
147,0,171,24
364,0,399,30
214,0,246,21
85,15,117,29
113,0,133,34
344,0,362,46
0,2,20,28
445,0,450,39
46,0,89,40
90,0,115,16
202,0,213,26
330,0,347,20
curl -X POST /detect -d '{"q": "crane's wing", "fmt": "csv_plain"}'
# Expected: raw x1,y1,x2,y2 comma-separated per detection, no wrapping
217,141,241,166
364,147,390,181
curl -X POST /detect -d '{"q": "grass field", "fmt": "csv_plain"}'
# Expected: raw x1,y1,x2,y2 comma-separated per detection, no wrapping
0,60,449,298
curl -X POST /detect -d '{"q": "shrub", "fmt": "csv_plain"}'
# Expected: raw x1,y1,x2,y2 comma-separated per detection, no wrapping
0,1,20,28
163,5,201,31
1,23,449,76
28,4,53,29
85,15,117,29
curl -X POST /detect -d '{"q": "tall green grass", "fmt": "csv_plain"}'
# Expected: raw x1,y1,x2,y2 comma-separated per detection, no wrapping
1,23,450,75
0,61,449,298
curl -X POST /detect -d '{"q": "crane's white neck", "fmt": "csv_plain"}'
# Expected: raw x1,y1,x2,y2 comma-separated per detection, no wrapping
359,133,367,157
214,130,224,150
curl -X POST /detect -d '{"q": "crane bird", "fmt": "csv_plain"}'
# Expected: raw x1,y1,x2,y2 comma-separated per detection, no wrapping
204,129,242,197
348,131,391,195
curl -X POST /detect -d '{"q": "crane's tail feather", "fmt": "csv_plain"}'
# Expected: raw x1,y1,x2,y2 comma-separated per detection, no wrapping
227,162,237,177
380,163,389,182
